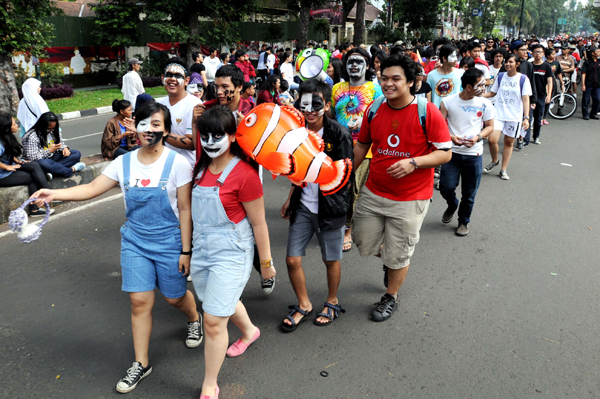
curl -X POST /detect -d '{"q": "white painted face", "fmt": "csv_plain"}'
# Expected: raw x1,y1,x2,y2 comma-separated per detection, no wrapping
473,78,485,96
200,131,229,158
137,117,151,133
346,55,367,79
163,64,186,87
299,93,325,116
136,116,163,146
448,51,458,63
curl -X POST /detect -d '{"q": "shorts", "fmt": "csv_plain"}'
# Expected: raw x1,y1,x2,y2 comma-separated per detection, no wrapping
287,204,345,262
494,120,522,139
353,187,429,269
120,226,187,299
571,70,577,83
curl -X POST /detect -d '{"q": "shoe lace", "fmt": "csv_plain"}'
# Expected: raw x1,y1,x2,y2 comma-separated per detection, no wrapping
373,296,393,313
123,363,143,384
261,277,275,286
187,321,200,339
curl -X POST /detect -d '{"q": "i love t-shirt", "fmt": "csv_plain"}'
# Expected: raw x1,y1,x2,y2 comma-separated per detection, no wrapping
195,160,263,224
358,98,452,201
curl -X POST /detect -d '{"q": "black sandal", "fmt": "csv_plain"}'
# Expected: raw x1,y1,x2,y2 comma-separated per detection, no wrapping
314,302,345,327
281,305,313,333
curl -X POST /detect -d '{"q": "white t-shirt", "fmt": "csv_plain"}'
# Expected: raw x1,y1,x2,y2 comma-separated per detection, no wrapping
158,94,201,166
300,128,324,213
490,72,532,122
475,63,491,79
280,62,294,85
102,148,192,219
203,56,222,82
442,94,495,156
267,54,276,70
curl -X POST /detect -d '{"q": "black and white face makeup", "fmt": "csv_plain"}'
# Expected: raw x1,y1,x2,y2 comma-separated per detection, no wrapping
448,51,458,64
137,116,164,147
299,93,325,116
473,77,485,96
163,64,186,88
346,55,367,79
200,131,229,158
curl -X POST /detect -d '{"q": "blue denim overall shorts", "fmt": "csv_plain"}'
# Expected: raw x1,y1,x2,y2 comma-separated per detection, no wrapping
119,150,187,299
190,157,255,317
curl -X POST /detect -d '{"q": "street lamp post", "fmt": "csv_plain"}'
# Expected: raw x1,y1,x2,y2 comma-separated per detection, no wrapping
553,9,557,37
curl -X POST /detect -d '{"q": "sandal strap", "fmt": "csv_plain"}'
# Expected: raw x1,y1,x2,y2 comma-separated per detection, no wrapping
323,302,345,318
285,305,310,325
316,311,334,321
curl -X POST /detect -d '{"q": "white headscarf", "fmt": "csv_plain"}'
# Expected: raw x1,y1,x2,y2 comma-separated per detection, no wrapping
17,78,49,137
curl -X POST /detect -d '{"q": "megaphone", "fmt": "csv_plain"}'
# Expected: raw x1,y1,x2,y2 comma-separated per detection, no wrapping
295,48,331,81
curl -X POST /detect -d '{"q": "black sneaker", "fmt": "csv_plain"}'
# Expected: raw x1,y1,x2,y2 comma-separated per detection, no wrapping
516,139,524,150
383,265,389,288
186,314,203,348
260,277,275,295
483,160,499,173
442,206,456,224
116,361,152,393
370,294,398,322
29,208,55,218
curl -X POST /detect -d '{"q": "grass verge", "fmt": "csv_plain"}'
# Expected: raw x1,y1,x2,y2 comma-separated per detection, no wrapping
47,87,167,115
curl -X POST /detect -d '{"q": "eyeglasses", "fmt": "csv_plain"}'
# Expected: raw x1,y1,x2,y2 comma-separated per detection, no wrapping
487,41,494,43
533,51,544,54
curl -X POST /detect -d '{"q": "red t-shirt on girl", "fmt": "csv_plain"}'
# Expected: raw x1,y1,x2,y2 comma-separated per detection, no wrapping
196,161,263,224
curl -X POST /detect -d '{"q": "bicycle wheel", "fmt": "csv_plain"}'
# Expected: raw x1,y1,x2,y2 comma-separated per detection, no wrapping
548,93,577,119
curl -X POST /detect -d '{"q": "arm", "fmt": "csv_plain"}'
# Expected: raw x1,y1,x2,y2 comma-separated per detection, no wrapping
31,174,118,205
280,185,295,219
546,76,553,103
582,73,587,92
102,120,127,151
426,91,432,103
177,182,192,276
23,133,56,161
243,197,276,279
165,133,195,150
201,71,208,88
522,95,530,131
353,141,370,171
0,161,20,172
386,149,452,179
440,102,463,146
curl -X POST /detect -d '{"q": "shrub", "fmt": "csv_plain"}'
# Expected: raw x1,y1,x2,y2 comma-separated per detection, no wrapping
40,62,65,87
40,85,74,100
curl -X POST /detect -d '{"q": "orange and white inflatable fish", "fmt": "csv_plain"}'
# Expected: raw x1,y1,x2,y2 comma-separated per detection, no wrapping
236,103,352,196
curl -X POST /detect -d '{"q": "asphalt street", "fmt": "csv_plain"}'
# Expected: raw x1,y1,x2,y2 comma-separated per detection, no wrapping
1,112,599,398
58,113,116,158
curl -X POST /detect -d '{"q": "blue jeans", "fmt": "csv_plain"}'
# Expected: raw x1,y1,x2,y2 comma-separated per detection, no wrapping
523,107,534,144
532,98,545,140
439,153,482,225
582,86,600,118
37,149,81,177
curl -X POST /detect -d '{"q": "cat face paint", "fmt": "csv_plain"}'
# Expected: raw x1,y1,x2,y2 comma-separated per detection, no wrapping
346,55,367,79
299,93,325,116
136,116,163,146
200,132,229,158
447,51,458,64
163,64,186,87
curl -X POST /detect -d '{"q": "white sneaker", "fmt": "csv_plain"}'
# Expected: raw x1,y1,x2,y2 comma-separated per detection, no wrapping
187,275,192,282
499,170,510,180
72,162,86,172
45,173,53,181
533,138,541,145
186,314,203,348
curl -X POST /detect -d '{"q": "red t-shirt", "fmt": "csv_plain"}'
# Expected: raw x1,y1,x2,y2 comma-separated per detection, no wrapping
196,161,263,224
357,98,451,201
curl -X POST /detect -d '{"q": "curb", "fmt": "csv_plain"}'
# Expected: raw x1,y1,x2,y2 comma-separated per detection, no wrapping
0,159,110,225
56,97,167,121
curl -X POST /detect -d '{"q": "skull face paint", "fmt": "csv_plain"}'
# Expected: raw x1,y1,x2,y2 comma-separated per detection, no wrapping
346,55,367,79
200,132,229,158
447,51,458,64
163,64,186,87
136,116,163,146
299,93,325,116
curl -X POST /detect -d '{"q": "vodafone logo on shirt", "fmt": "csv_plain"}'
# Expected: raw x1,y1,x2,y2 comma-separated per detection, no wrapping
378,133,411,157
387,134,400,147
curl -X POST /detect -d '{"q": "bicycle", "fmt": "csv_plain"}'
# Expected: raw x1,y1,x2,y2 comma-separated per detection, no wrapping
548,90,577,119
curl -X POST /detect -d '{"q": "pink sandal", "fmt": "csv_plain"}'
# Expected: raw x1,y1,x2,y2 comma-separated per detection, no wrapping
200,385,219,399
226,328,260,357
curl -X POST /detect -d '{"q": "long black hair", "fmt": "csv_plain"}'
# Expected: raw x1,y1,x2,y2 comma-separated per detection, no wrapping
260,74,280,94
328,57,343,84
193,105,253,182
31,112,60,148
112,99,131,116
0,112,22,160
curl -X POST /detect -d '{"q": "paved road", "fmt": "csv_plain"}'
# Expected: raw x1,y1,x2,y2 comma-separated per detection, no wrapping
1,114,599,398
59,114,114,158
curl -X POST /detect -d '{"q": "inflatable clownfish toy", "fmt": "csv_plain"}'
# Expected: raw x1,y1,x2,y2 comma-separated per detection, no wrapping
236,103,352,196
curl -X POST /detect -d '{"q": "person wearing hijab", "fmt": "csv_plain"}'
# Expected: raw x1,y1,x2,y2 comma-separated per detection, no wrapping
17,78,49,138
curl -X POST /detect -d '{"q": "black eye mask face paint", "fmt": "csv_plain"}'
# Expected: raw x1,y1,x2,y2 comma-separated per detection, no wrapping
300,93,325,114
165,72,185,80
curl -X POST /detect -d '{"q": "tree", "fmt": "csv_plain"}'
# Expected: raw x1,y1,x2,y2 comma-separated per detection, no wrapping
0,0,59,116
90,0,141,47
313,18,330,42
353,0,366,44
394,0,441,33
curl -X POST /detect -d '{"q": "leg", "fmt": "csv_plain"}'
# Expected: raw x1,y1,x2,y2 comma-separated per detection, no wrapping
201,313,229,397
457,155,483,226
386,266,410,296
582,88,591,118
229,301,259,344
532,99,544,140
163,290,199,322
129,291,155,367
37,157,75,178
114,147,129,158
591,87,600,116
488,129,501,163
283,256,312,325
19,161,50,190
501,135,515,171
439,153,461,213
56,149,81,169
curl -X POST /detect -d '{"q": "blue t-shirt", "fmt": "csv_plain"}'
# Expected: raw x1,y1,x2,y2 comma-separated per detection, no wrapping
426,68,464,108
0,142,15,179
119,122,127,148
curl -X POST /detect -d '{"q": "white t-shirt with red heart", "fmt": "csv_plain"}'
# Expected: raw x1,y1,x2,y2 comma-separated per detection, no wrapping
102,148,192,219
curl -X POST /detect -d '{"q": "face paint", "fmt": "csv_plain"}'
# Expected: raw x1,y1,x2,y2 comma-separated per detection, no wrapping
448,51,458,63
346,55,367,78
299,93,325,116
224,89,234,103
137,116,163,146
163,64,186,87
200,132,229,158
137,117,151,133
473,79,486,96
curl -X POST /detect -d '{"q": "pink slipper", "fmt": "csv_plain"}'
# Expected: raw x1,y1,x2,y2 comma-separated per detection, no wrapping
200,385,219,399
226,328,260,357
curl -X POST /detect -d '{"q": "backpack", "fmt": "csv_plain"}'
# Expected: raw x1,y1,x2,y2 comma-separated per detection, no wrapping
367,95,428,136
496,72,527,95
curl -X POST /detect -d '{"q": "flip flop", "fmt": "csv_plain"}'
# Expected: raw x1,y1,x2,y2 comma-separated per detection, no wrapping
281,305,313,333
343,241,352,252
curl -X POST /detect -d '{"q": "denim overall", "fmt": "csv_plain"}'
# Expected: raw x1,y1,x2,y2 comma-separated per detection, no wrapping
190,157,255,317
119,150,186,299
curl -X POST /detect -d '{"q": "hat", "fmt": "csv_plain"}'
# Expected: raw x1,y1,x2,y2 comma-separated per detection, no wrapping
569,44,577,49
405,43,414,50
394,40,404,46
510,41,525,51
553,42,562,48
128,57,143,65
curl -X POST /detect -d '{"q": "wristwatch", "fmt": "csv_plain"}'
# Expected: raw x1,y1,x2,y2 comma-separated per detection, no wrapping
410,158,418,169
260,258,274,268
523,116,530,120
477,134,483,142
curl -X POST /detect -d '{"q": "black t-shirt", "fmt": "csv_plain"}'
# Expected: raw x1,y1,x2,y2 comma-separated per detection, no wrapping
581,59,600,87
532,61,553,98
415,81,431,98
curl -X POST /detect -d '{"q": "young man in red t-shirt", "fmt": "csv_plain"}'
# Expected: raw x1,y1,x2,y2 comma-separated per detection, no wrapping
353,54,452,322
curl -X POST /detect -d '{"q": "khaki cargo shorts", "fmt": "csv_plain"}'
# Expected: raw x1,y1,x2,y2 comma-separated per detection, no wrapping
353,187,429,269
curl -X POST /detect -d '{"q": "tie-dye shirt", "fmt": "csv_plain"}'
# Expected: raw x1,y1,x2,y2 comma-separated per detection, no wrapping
331,81,383,142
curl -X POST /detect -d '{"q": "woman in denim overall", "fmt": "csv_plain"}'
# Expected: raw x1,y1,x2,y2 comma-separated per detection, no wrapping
30,103,201,394
191,106,276,399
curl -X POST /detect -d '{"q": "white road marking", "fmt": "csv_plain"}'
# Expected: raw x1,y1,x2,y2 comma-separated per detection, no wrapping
0,193,123,240
64,131,103,141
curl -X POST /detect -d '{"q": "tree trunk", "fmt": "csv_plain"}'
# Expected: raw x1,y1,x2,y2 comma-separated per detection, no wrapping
0,53,19,117
187,13,201,67
298,0,311,49
342,0,357,41
353,0,366,45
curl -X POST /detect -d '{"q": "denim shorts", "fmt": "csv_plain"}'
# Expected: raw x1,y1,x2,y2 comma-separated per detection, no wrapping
120,226,187,299
287,204,345,262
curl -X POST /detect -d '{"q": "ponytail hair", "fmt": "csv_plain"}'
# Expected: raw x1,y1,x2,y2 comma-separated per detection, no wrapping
112,99,131,115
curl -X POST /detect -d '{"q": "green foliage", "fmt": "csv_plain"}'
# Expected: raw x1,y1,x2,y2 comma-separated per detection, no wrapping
313,19,330,41
90,0,141,47
40,62,65,87
0,0,60,56
369,23,403,44
393,0,441,32
262,21,286,45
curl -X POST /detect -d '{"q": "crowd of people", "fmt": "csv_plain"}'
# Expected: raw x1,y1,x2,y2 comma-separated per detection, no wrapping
0,33,596,399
